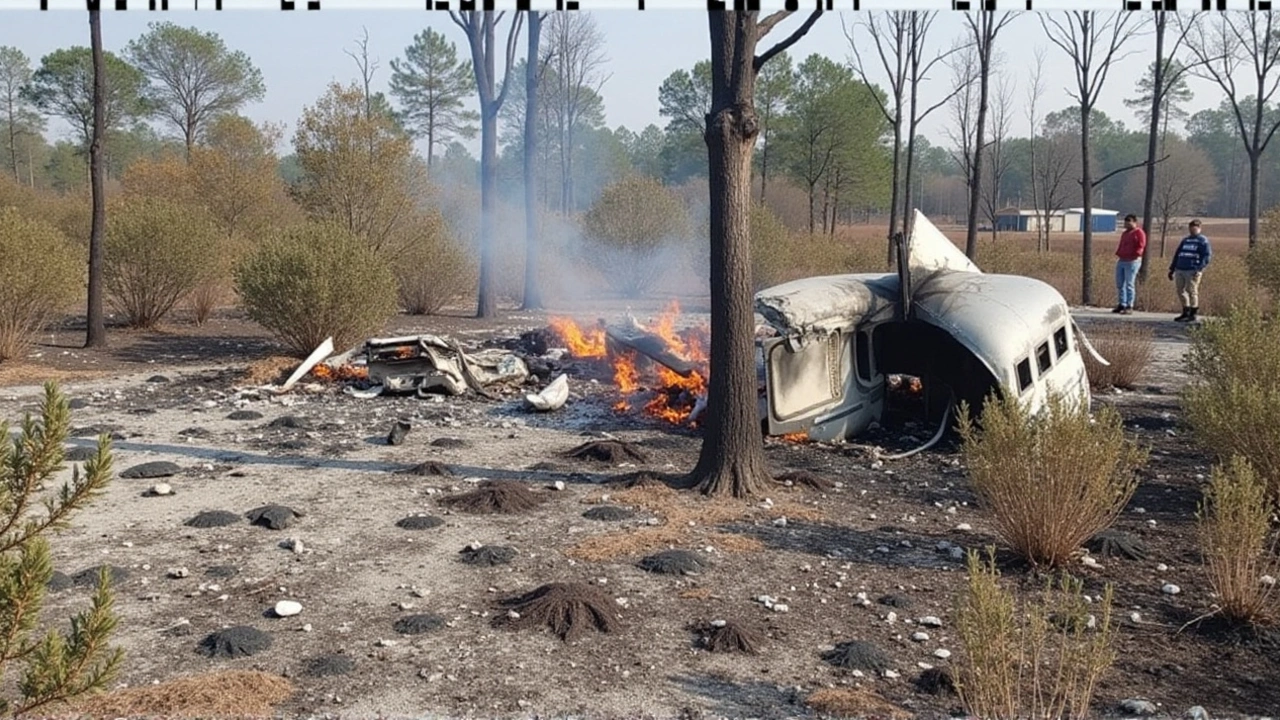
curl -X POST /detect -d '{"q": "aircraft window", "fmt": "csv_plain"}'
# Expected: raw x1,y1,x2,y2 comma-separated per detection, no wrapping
1016,358,1033,393
855,331,872,382
1054,326,1069,358
1036,341,1052,374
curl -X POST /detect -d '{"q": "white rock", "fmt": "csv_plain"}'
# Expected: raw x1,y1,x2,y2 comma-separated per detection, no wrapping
166,567,188,579
1162,583,1181,595
911,631,930,642
1157,563,1169,572
918,616,943,627
933,648,952,659
1082,556,1103,569
883,669,900,679
955,523,972,531
376,639,397,647
1120,698,1158,716
302,623,313,632
1129,611,1143,623
1186,706,1210,720
884,611,898,623
274,600,303,617
1263,575,1277,587
772,603,790,613
710,619,727,628
149,483,173,496
773,517,788,527
851,670,865,678
552,480,566,491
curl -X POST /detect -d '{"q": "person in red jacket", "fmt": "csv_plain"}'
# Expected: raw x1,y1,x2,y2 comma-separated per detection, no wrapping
1114,214,1147,314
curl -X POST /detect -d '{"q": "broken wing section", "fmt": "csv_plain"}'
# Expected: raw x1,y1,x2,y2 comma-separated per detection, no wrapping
907,209,981,275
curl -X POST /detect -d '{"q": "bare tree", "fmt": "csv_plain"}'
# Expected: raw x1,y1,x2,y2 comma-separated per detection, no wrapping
1041,11,1147,305
86,9,107,349
961,10,1016,260
847,12,966,265
543,13,609,214
845,13,905,246
691,9,821,499
1137,12,1196,282
1026,46,1046,251
980,73,1015,243
1182,12,1280,249
944,40,978,189
450,11,524,319
521,12,546,311
345,27,379,122
1141,138,1217,259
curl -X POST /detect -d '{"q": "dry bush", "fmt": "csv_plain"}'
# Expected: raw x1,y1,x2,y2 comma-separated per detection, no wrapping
75,670,293,718
1197,455,1280,625
581,175,692,297
105,197,221,329
749,202,794,290
958,391,1146,568
243,356,299,385
234,221,398,357
1081,324,1155,390
493,582,621,641
1183,303,1280,496
954,548,1119,720
804,688,912,720
394,209,475,315
0,208,81,363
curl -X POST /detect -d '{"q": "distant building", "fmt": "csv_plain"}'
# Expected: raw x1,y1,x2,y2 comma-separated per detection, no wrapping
993,207,1119,233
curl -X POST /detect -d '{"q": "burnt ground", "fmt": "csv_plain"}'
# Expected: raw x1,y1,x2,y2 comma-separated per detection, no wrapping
0,301,1274,719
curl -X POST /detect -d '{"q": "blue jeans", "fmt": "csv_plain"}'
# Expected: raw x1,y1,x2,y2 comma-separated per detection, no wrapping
1115,259,1142,307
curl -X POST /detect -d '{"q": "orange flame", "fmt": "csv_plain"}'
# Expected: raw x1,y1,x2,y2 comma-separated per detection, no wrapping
548,317,607,358
311,364,369,382
780,432,810,444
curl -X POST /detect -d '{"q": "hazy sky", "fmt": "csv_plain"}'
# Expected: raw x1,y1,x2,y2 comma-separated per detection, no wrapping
0,10,1243,158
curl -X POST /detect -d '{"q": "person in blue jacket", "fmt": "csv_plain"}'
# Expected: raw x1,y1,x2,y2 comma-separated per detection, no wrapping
1166,218,1212,322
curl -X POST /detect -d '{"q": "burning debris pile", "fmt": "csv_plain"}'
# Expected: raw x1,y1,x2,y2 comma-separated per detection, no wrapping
273,302,710,430
546,302,710,428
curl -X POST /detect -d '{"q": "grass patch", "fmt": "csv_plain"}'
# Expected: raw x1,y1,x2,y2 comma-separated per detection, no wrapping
74,670,293,718
804,688,911,719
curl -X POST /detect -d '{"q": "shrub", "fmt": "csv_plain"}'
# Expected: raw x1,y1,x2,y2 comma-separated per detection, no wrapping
1197,455,1279,626
957,392,1146,568
234,221,398,357
0,208,82,363
954,548,1118,720
581,176,691,297
749,203,792,290
394,210,476,315
1081,324,1155,390
1183,303,1280,496
105,197,220,329
0,382,122,714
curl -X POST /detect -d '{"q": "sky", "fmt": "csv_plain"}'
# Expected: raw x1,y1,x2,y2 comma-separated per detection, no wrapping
0,9,1245,159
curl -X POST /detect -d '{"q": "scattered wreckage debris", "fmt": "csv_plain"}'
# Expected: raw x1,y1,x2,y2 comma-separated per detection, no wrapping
386,420,412,446
694,619,763,655
525,373,569,412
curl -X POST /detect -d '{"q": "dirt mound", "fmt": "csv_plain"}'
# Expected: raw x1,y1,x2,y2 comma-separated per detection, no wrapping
72,565,129,587
198,626,272,658
459,544,517,566
304,654,355,677
638,549,710,575
76,670,293,718
245,504,304,530
396,461,453,477
877,594,912,609
494,582,621,641
1087,529,1148,560
205,565,238,578
185,510,242,528
64,445,98,462
694,620,762,655
582,505,637,522
915,667,956,695
267,415,311,430
395,515,444,530
774,469,835,491
431,437,470,449
393,614,446,635
226,410,264,421
822,640,889,672
563,439,650,464
439,481,544,515
121,461,181,479
48,570,73,593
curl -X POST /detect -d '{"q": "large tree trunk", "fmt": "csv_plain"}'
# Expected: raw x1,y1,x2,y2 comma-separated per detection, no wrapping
965,19,992,261
1139,14,1165,284
690,12,771,499
86,9,107,349
1080,103,1094,305
6,108,17,182
521,13,544,311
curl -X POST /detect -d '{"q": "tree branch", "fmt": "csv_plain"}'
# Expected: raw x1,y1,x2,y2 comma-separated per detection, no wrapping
1086,154,1169,188
755,10,823,72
